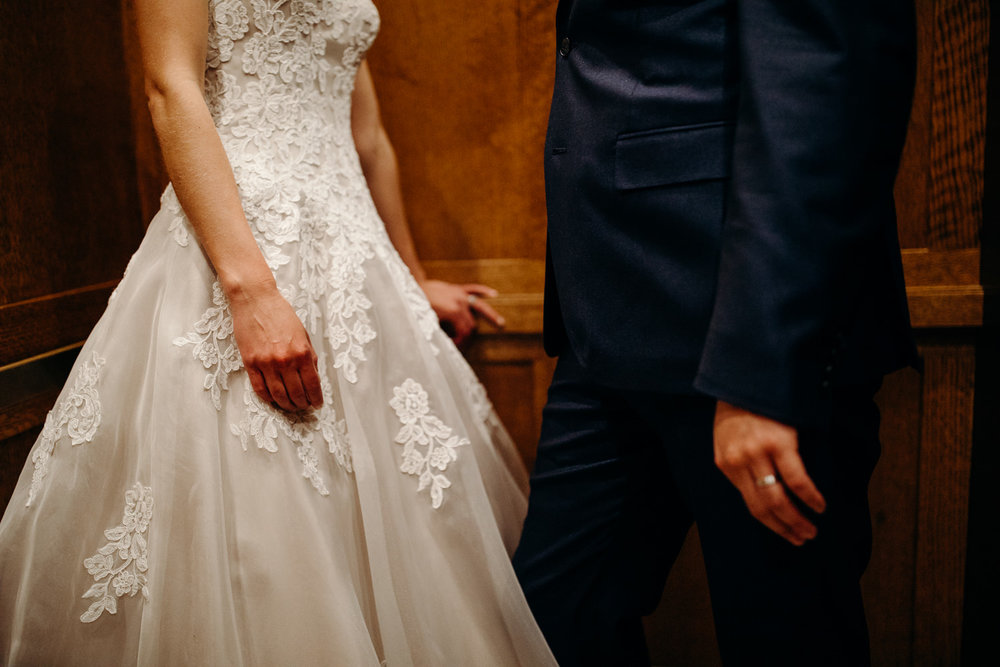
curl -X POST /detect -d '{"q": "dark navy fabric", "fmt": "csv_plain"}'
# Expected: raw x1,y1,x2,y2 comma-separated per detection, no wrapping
542,0,919,427
514,353,882,666
524,1,919,663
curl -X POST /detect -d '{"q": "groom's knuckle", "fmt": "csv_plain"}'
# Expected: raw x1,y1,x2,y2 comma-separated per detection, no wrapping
719,451,743,469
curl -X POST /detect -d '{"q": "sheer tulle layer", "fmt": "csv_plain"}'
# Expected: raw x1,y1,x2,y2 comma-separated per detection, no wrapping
0,197,555,666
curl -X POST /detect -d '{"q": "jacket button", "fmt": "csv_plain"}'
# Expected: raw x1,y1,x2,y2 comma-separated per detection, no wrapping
559,37,572,57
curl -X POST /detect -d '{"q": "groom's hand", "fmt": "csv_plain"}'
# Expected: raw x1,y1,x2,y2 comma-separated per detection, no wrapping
712,401,826,546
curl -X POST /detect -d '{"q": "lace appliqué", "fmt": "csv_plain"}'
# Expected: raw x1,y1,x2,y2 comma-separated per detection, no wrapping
231,374,352,495
378,245,440,355
173,282,244,410
199,0,383,385
27,353,106,507
390,379,469,509
208,0,251,68
326,234,377,382
441,344,498,425
161,186,191,247
80,482,153,623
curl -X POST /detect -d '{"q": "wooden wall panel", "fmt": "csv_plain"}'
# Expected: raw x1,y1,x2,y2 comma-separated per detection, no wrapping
0,2,145,307
913,340,976,666
927,0,990,248
865,367,922,667
366,0,554,262
0,2,145,492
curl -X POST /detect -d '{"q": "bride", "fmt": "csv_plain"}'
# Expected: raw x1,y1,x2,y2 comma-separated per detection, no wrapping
0,0,556,664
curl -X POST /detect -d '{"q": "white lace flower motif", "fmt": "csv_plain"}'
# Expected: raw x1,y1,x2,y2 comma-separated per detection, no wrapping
390,379,469,509
207,0,250,66
80,482,153,623
242,32,284,76
230,373,352,495
173,282,244,410
27,352,105,507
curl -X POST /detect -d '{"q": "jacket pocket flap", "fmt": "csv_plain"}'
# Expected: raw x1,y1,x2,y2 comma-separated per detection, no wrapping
614,121,732,190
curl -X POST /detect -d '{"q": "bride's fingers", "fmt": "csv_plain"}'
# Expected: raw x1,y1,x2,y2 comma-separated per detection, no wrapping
299,364,323,407
262,365,295,411
247,367,273,405
463,283,499,299
469,297,505,328
282,367,310,411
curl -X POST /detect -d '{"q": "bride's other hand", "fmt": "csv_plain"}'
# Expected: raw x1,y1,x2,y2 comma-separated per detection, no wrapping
226,278,323,412
351,63,505,346
419,280,505,346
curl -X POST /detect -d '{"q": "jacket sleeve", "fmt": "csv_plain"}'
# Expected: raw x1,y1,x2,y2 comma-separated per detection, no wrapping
692,0,916,427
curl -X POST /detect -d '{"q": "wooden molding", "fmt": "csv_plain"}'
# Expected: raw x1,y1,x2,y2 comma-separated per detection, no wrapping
902,248,984,328
426,250,986,335
0,282,116,367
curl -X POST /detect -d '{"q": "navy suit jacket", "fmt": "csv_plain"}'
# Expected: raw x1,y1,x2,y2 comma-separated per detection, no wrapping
543,0,919,427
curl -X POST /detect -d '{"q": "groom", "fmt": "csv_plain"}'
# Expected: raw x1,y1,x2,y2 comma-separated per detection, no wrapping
513,1,918,665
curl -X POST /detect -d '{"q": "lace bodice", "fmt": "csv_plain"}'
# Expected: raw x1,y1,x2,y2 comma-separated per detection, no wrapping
204,0,380,187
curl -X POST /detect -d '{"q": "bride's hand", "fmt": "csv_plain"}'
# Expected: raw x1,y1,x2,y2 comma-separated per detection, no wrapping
418,280,505,346
226,280,323,411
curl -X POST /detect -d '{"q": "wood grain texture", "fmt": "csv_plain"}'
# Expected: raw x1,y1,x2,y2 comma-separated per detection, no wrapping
0,283,116,367
0,0,145,309
913,340,976,666
894,0,934,250
366,0,555,262
927,0,990,249
865,367,923,667
962,3,1000,658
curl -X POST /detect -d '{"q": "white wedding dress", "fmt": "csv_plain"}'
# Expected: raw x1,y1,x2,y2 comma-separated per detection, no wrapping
0,1,556,665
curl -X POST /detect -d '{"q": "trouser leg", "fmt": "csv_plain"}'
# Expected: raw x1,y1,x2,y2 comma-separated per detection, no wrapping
513,355,692,666
637,384,882,666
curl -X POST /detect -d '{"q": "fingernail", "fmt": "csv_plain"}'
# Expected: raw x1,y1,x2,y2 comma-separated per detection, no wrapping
497,317,506,327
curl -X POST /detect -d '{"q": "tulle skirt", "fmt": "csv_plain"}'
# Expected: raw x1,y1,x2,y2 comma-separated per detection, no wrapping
0,186,556,666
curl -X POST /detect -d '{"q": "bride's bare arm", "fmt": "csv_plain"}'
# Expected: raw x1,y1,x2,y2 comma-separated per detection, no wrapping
135,0,322,411
350,61,505,345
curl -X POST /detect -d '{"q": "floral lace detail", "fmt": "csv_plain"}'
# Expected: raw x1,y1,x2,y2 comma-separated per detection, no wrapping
173,282,243,410
27,353,105,507
441,344,497,424
326,232,377,382
161,186,191,247
208,0,251,67
231,373,352,495
377,245,440,355
80,483,153,623
201,0,383,385
390,379,469,509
